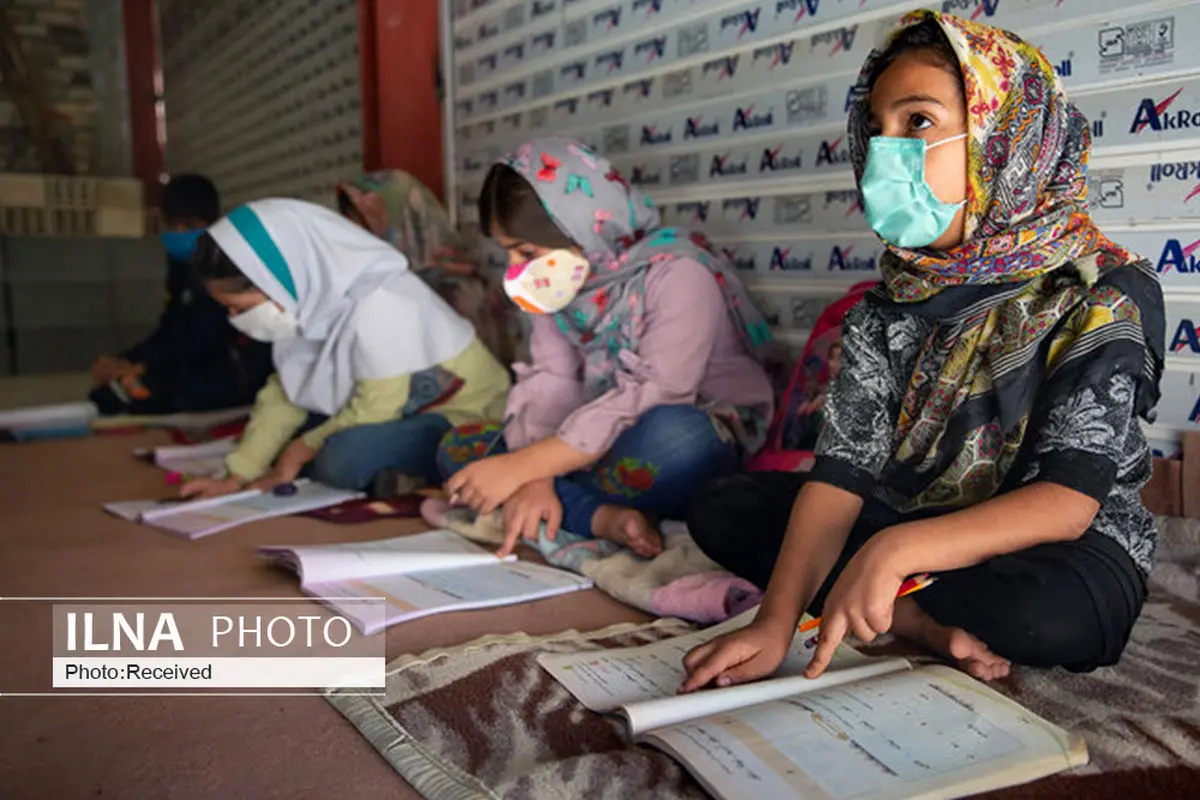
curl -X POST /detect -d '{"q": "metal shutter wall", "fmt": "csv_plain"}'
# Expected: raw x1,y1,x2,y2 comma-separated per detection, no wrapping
158,0,363,208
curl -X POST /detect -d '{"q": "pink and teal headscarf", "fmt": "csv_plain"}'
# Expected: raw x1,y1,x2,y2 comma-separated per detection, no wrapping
501,136,771,400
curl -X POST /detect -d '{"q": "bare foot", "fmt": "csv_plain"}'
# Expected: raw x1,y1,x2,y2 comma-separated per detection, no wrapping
891,597,1012,681
590,505,664,557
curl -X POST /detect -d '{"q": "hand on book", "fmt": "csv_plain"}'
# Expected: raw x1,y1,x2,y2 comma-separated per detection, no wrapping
678,619,792,693
252,439,316,492
805,539,907,680
180,476,244,499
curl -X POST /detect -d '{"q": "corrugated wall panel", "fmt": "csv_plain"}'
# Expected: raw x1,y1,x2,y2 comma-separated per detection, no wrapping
446,0,1200,453
158,0,363,208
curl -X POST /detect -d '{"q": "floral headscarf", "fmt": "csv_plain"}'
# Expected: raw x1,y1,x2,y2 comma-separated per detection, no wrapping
847,12,1164,510
500,137,772,400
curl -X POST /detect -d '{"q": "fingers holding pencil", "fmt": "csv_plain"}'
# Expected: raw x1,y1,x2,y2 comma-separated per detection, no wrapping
802,573,936,679
799,573,934,635
446,415,513,508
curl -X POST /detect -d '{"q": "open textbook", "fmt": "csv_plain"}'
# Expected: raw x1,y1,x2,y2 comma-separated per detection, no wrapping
104,480,362,539
0,401,97,439
539,610,1087,800
134,437,238,477
259,529,594,634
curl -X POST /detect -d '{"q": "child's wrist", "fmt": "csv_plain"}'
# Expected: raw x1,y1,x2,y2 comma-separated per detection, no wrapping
755,600,805,634
225,473,250,489
870,526,921,577
507,447,546,482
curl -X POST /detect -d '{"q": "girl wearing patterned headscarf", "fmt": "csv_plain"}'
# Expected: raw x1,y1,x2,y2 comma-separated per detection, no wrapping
441,137,775,560
682,12,1164,692
337,170,519,365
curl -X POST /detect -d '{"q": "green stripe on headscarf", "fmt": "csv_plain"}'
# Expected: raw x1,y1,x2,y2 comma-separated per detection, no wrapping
227,205,297,301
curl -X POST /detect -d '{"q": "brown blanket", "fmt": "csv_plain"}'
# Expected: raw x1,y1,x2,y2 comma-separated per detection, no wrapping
329,518,1200,800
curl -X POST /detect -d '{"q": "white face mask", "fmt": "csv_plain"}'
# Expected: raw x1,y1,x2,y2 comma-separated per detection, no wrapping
228,301,299,342
502,249,591,314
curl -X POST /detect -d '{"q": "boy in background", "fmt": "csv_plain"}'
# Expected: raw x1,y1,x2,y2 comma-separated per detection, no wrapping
89,174,273,414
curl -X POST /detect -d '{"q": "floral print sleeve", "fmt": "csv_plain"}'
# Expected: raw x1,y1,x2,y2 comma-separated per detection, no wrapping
1029,371,1137,502
1025,370,1159,573
809,302,910,498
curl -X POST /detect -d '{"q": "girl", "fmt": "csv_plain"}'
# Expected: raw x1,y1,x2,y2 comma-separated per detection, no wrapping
337,170,517,366
180,198,511,498
89,174,273,415
441,137,775,558
681,11,1164,691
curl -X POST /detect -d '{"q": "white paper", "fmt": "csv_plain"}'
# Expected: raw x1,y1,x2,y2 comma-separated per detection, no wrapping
154,455,231,478
258,529,517,585
622,659,911,735
104,499,164,522
150,437,238,462
303,560,595,634
0,402,97,430
104,481,362,538
138,488,263,522
641,666,1085,800
539,608,899,734
149,437,238,477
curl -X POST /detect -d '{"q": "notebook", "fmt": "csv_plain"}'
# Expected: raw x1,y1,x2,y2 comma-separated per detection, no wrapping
259,529,594,634
133,437,238,477
540,610,1087,800
104,479,362,539
0,402,98,440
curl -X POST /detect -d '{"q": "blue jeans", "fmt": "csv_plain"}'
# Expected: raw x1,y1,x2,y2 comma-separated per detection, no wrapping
309,413,452,491
437,405,741,537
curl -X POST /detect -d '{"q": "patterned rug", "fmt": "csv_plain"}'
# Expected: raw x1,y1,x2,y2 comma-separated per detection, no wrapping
328,519,1200,800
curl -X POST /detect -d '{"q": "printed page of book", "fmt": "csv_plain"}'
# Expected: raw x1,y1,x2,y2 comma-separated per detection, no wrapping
146,483,362,538
640,664,1087,800
137,488,263,522
304,560,595,634
103,499,164,522
102,489,260,523
258,529,518,585
539,608,909,735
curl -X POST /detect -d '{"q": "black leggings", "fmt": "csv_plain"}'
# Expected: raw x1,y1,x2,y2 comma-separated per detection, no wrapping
687,471,1148,673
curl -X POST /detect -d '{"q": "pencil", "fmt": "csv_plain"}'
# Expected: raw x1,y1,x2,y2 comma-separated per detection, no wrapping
448,415,513,506
797,573,936,634
480,414,514,459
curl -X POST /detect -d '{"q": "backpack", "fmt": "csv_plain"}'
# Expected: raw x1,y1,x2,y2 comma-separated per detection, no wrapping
748,281,878,473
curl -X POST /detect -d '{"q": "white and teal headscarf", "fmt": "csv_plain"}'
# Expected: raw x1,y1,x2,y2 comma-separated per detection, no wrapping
208,198,474,415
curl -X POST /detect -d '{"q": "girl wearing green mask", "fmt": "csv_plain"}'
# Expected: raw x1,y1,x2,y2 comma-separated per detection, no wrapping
681,11,1165,690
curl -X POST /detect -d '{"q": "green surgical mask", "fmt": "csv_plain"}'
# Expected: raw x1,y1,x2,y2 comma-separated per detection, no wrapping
861,133,967,248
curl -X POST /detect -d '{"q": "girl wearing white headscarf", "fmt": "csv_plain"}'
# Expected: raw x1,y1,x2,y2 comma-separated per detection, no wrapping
180,198,511,498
